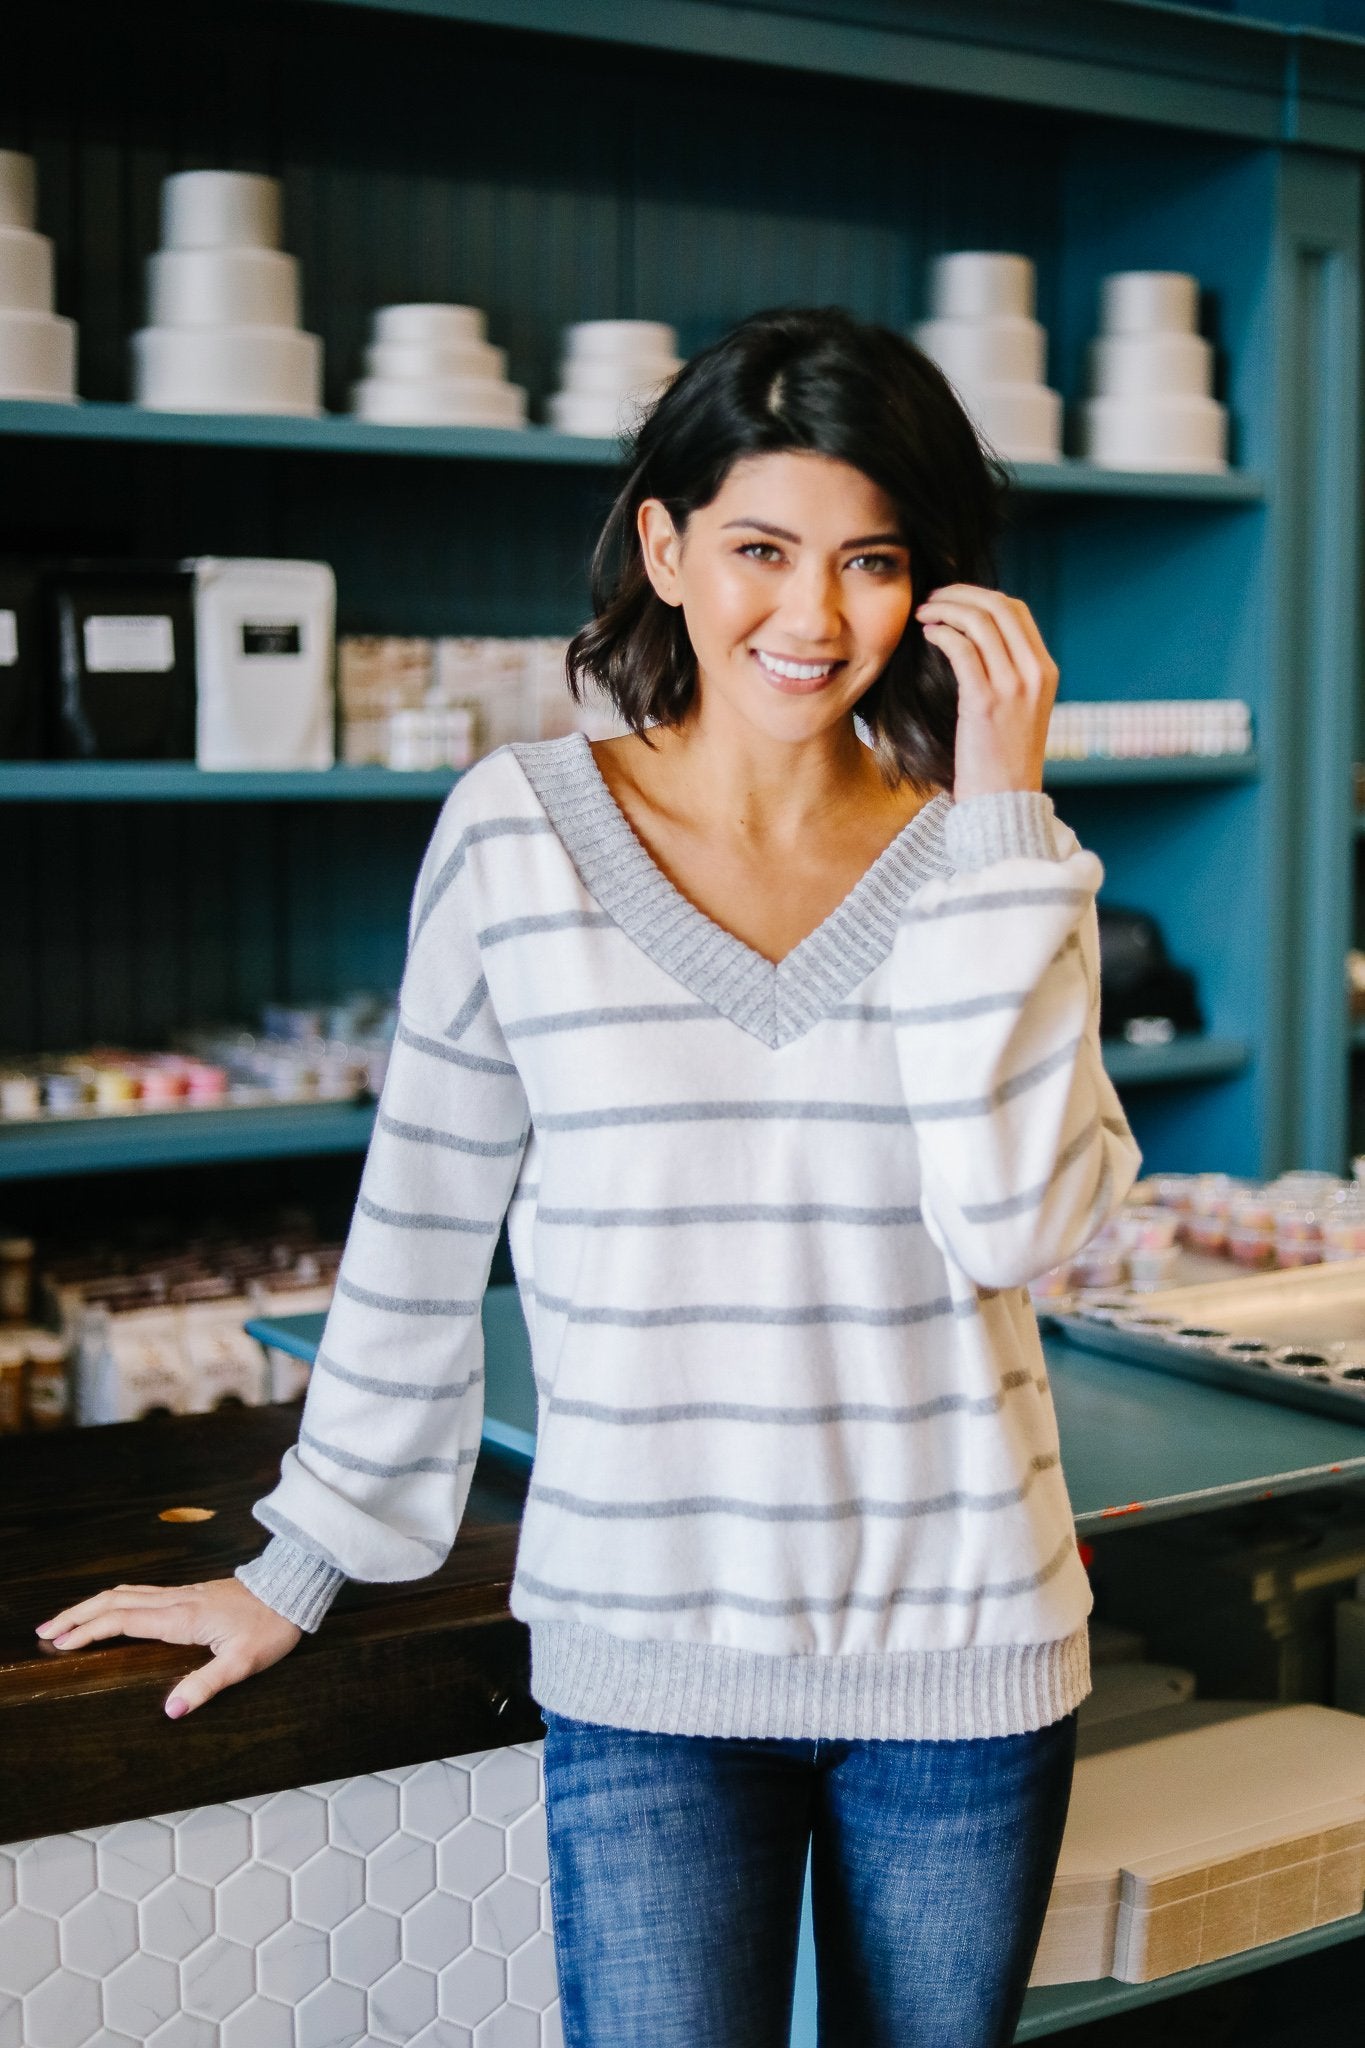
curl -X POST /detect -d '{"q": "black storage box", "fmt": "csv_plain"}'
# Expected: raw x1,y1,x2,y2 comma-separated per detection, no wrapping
46,560,196,759
0,560,42,759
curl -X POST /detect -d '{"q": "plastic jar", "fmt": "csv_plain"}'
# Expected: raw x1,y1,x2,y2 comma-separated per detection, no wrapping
1321,1189,1365,1260
1127,1245,1181,1291
1117,1206,1180,1252
1185,1173,1237,1253
24,1331,69,1428
1273,1198,1325,1267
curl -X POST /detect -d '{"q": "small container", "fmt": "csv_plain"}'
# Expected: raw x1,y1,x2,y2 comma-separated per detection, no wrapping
1229,1183,1277,1233
0,1236,34,1322
1127,1245,1180,1291
1148,1173,1199,1213
1071,1247,1127,1290
1321,1189,1365,1260
0,1333,24,1430
1116,1206,1179,1252
1226,1224,1276,1268
24,1331,69,1428
0,1071,41,1119
42,1069,86,1114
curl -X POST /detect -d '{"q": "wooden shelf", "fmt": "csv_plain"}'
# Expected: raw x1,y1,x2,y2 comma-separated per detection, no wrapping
0,758,1258,803
0,763,462,802
1045,754,1258,786
0,400,1266,500
0,1102,377,1181
1101,1037,1250,1087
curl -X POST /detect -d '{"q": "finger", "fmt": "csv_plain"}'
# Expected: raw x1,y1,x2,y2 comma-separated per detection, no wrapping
166,1651,249,1719
922,621,990,700
46,1603,198,1652
922,588,1054,693
918,598,1018,695
37,1585,192,1638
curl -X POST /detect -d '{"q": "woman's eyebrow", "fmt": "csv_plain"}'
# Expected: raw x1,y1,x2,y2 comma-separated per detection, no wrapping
720,518,906,548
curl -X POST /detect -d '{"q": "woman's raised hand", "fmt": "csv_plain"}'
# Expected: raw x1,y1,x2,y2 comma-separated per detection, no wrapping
36,1577,302,1718
916,585,1059,801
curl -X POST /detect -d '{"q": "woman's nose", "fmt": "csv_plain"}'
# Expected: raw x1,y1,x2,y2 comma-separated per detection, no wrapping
777,563,842,642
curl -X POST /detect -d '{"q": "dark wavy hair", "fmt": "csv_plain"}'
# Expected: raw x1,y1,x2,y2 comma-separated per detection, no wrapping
567,304,1009,791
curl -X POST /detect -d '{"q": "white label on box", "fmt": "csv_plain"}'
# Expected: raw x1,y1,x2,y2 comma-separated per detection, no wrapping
84,614,176,674
0,611,17,666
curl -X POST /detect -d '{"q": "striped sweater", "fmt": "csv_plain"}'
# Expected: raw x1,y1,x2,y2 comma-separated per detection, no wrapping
238,729,1142,1741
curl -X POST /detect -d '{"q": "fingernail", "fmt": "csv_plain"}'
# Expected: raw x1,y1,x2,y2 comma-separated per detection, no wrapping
165,1697,188,1720
49,1630,73,1647
35,1621,54,1637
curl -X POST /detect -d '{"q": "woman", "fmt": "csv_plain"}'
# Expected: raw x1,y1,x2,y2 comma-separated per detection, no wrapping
39,306,1141,2046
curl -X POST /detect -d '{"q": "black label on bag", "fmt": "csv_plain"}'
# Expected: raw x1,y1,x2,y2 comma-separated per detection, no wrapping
241,622,303,657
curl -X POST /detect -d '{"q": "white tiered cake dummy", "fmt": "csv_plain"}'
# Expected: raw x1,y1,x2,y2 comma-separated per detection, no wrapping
0,150,78,401
912,252,1061,463
1081,272,1227,472
132,171,322,415
547,320,683,437
351,304,527,426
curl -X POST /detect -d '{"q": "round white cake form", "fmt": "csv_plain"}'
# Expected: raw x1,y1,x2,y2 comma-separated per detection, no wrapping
161,170,282,252
0,151,37,233
132,325,322,413
558,354,681,396
363,337,508,383
1088,330,1213,399
0,309,77,399
1099,271,1199,337
548,386,672,436
929,252,1035,323
957,379,1062,462
562,319,678,361
148,247,300,330
372,304,488,348
0,226,55,313
351,376,527,426
1082,393,1228,471
911,314,1046,388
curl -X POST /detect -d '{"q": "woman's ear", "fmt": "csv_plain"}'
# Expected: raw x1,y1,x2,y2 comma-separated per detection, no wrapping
637,499,685,609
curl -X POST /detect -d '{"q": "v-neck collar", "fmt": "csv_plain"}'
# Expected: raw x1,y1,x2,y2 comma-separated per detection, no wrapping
507,731,955,1050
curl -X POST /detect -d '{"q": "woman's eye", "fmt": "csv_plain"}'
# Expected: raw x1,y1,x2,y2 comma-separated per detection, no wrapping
848,553,902,576
737,542,784,563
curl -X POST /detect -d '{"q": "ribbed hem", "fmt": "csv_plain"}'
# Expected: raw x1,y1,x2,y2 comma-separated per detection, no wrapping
236,1537,347,1633
945,790,1060,871
529,1620,1090,1741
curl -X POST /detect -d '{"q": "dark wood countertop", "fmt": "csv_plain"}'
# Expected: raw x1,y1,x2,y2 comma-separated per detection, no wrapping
0,1406,541,1843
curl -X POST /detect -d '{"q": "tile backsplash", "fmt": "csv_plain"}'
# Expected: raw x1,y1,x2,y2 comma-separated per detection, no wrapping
0,1741,561,2047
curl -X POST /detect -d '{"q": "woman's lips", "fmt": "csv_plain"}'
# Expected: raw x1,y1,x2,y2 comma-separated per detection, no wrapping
751,649,844,693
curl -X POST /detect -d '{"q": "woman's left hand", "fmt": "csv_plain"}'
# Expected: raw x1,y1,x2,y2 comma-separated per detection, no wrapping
915,585,1059,801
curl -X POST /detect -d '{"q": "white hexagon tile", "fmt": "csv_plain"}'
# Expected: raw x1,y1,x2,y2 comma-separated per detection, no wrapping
0,1742,563,2047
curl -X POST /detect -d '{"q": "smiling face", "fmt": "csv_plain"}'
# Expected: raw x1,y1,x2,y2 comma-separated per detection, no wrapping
637,449,914,745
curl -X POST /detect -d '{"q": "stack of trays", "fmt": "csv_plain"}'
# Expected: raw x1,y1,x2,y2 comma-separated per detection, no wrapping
1081,271,1228,472
132,171,322,415
0,151,77,401
546,320,683,437
911,252,1061,463
351,304,527,427
1030,1704,1365,1986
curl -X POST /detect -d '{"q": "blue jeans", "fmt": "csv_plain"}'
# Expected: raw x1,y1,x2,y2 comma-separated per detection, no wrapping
541,1708,1076,2048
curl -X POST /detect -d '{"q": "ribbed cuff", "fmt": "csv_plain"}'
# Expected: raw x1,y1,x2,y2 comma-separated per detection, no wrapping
528,1620,1090,1741
236,1537,347,1633
945,790,1060,871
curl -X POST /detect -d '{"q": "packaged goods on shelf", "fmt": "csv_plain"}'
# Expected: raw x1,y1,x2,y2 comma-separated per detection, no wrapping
33,1217,340,1424
1029,1704,1365,1986
337,634,629,764
1046,698,1251,760
352,303,527,427
1082,270,1229,472
192,557,336,769
337,635,435,763
911,252,1062,463
133,171,322,415
46,559,197,760
0,150,77,402
546,320,683,437
0,995,396,1127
